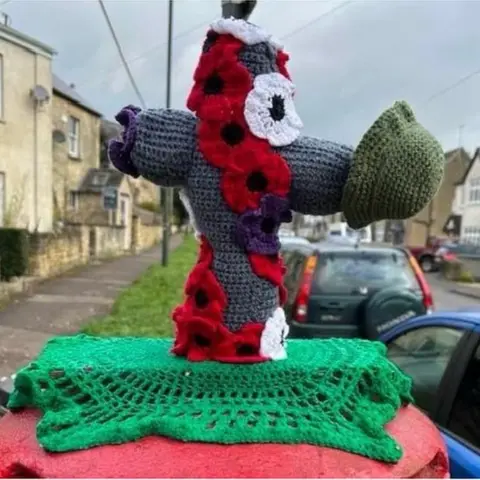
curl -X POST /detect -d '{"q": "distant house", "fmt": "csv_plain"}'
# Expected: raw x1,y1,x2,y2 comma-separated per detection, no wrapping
0,22,56,232
70,168,134,251
452,148,480,245
100,118,160,209
404,148,471,246
51,74,102,221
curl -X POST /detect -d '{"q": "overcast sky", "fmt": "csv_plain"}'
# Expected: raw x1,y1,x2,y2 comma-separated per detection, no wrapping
3,0,480,153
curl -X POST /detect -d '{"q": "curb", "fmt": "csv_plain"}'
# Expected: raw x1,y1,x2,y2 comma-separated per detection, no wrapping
450,288,480,301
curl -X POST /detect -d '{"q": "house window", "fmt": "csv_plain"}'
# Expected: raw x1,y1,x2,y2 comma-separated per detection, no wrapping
69,191,78,210
0,55,3,119
67,116,80,158
120,198,126,226
92,173,109,186
463,226,480,246
468,177,480,204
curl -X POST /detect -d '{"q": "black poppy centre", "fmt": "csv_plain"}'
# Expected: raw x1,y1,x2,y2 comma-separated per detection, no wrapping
195,288,209,308
193,334,211,347
246,171,268,192
202,30,219,53
221,122,245,146
203,72,224,95
269,94,286,122
261,217,277,234
236,344,257,356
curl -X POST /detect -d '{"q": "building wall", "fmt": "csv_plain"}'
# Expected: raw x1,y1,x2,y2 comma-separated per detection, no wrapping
0,34,53,232
461,158,480,239
52,94,100,217
404,153,470,246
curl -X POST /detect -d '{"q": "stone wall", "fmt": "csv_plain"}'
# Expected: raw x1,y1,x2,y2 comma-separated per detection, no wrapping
459,255,480,282
28,225,89,278
28,224,128,278
132,215,162,252
93,225,126,258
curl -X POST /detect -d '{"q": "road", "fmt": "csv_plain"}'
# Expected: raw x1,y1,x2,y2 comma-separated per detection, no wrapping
427,274,480,311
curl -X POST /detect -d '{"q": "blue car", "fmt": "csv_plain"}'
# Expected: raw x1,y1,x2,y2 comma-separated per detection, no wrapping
379,310,480,478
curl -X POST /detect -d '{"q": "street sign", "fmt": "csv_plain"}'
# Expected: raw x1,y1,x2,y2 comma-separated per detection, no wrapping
442,214,462,236
102,186,118,210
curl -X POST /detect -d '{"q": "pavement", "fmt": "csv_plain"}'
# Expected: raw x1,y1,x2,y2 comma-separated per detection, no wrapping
427,273,480,310
0,235,183,380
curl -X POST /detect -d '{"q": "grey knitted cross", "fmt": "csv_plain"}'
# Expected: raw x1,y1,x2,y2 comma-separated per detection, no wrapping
109,19,444,361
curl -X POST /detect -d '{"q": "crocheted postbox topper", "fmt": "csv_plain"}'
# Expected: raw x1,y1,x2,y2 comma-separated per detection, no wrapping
109,18,445,364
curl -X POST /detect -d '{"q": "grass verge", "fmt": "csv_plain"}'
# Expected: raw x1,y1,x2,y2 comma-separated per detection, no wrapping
82,236,197,337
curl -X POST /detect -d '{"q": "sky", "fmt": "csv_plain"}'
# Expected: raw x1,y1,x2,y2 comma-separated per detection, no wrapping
3,0,480,153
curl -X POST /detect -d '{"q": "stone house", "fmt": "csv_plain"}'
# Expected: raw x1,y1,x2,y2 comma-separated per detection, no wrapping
404,148,471,246
100,118,160,209
51,75,102,221
0,22,55,232
452,148,480,245
69,168,134,251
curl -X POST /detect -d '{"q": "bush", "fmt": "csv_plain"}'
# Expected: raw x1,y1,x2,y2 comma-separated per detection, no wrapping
458,270,475,283
138,201,160,213
0,228,29,281
441,259,466,281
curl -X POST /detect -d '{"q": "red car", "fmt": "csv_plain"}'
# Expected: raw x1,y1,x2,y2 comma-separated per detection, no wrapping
408,237,450,273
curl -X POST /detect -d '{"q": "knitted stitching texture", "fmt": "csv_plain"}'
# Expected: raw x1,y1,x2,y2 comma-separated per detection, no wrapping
8,334,413,462
108,18,444,363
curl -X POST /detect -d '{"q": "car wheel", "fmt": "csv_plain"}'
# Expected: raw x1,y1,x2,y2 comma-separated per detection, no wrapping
362,287,426,340
419,255,434,273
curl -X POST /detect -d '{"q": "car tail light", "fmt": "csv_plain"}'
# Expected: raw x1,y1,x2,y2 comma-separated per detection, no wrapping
293,255,317,322
443,251,456,261
409,255,434,313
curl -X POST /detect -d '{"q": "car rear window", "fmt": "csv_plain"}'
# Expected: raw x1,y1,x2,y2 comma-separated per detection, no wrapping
312,250,417,294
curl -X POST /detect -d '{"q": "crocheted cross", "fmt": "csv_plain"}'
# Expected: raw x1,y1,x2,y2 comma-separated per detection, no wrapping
109,18,444,363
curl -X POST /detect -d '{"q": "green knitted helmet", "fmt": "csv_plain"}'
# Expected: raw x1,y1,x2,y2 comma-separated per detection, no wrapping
341,101,445,230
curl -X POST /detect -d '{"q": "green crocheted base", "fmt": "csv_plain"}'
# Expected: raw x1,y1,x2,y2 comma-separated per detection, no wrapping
8,335,412,463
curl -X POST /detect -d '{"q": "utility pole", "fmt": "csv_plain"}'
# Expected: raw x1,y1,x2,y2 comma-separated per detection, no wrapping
221,0,257,20
161,0,174,266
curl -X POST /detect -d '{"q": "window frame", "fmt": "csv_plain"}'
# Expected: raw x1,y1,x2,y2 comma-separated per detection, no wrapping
0,54,4,120
67,116,80,158
68,190,78,211
436,330,480,454
385,324,474,420
468,176,480,205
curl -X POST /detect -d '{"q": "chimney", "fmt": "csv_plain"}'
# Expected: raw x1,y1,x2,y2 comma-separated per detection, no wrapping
1,12,11,26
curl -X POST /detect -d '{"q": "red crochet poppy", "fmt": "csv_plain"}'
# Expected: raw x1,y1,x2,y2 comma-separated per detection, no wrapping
221,147,291,213
172,315,223,362
248,253,286,286
198,100,260,169
213,322,267,363
182,263,227,323
187,44,251,121
276,50,291,80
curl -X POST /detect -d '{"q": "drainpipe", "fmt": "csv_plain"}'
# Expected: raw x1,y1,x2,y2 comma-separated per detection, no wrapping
32,55,39,231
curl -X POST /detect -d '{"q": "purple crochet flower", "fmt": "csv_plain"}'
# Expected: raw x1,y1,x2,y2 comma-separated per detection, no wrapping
236,194,292,255
108,105,141,178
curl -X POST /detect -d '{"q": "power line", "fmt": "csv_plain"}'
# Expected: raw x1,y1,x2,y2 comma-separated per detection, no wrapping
97,0,146,108
424,67,480,106
77,17,212,89
281,0,353,41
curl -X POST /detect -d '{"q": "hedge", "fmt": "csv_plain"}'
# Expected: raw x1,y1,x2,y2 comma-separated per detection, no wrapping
0,228,29,281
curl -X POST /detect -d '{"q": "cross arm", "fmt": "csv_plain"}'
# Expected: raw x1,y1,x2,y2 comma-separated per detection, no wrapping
108,106,197,187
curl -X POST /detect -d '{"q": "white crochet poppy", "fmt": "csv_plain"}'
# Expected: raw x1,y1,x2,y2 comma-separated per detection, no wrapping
260,307,289,361
244,72,303,147
210,17,283,50
179,189,201,240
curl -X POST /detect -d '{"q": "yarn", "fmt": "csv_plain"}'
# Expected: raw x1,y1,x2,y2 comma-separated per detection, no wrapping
8,335,412,462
